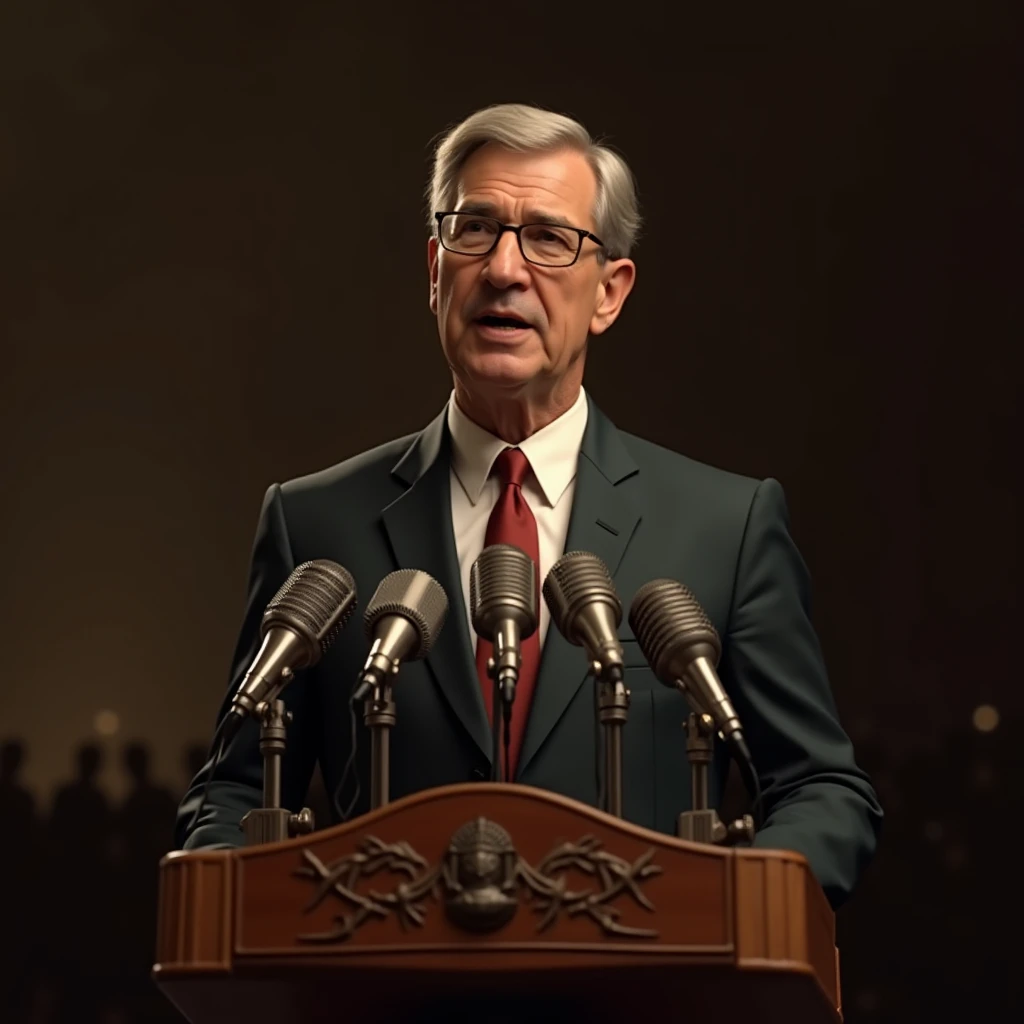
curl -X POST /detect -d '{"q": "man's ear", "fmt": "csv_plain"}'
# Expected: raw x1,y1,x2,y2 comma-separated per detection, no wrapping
428,237,439,315
589,258,636,336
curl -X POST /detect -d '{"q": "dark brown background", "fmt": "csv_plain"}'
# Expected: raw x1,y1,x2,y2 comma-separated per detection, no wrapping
0,1,1020,1021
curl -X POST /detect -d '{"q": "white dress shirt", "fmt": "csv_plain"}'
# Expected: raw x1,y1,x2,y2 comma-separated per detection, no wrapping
447,388,590,652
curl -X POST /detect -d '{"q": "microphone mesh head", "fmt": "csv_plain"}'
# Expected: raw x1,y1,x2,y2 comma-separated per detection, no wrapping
363,569,448,659
262,559,358,664
628,578,721,682
543,550,622,645
470,544,537,639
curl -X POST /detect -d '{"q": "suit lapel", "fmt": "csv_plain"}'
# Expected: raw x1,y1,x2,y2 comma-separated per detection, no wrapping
517,398,643,777
379,412,492,762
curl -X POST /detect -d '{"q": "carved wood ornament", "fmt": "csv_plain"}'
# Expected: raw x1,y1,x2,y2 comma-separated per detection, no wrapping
293,816,663,942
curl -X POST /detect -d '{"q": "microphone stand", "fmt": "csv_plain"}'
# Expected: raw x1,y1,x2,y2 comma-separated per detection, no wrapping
364,683,396,810
483,660,515,783
486,625,521,783
677,712,755,846
240,697,315,846
596,665,630,818
488,671,506,783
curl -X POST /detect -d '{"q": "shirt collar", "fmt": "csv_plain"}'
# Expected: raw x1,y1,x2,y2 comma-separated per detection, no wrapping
447,387,590,508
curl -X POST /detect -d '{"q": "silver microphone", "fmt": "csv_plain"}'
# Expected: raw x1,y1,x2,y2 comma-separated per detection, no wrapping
352,569,449,701
470,544,537,705
629,578,751,763
543,551,625,682
225,559,357,743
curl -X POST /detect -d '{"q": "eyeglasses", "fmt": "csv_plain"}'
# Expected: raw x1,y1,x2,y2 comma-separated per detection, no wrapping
434,212,605,268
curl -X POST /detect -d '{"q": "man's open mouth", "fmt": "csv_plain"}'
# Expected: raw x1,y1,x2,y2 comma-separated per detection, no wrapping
476,315,531,329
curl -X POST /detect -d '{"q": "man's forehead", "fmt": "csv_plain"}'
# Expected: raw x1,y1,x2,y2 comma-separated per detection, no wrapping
455,145,596,220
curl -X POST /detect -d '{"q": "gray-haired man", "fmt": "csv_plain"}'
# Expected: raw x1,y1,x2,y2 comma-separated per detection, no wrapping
177,103,881,910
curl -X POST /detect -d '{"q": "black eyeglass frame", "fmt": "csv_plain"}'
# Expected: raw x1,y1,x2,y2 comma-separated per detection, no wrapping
434,211,606,267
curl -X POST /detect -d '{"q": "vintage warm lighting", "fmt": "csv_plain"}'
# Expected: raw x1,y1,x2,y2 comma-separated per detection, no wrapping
972,704,999,733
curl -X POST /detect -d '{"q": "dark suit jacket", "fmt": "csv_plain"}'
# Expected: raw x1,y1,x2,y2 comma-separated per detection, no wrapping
175,397,882,908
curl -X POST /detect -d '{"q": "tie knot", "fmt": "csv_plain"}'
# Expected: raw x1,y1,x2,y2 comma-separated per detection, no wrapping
494,447,531,489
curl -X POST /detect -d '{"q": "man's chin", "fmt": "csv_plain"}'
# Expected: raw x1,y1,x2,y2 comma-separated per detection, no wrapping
462,351,543,390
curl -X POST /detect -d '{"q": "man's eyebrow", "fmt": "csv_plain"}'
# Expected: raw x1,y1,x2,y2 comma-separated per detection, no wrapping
454,200,499,216
526,211,577,228
454,201,578,229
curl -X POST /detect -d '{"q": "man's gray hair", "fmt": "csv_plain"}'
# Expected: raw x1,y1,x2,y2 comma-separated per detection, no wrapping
426,103,642,261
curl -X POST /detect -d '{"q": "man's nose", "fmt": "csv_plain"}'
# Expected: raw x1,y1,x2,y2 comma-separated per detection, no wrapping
482,231,531,286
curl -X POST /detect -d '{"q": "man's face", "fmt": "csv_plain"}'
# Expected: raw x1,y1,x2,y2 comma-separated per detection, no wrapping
428,144,635,403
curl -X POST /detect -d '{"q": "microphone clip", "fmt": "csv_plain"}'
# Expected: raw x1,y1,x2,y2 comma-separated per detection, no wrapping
488,651,519,708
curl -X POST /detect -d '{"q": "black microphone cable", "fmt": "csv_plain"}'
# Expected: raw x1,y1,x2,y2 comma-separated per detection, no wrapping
333,691,362,823
746,762,764,832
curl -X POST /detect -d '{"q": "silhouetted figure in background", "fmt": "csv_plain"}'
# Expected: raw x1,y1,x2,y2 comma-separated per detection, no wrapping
119,742,178,868
115,742,180,1022
0,738,34,829
0,739,41,1023
46,742,116,1024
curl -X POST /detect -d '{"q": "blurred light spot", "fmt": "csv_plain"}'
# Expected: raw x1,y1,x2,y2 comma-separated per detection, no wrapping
972,704,999,732
855,990,879,1012
924,821,943,842
93,710,120,737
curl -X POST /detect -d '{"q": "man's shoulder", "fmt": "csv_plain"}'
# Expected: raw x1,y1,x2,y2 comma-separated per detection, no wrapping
615,426,762,507
278,431,418,505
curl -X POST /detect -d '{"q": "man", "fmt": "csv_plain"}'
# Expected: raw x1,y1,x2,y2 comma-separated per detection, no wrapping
176,103,882,909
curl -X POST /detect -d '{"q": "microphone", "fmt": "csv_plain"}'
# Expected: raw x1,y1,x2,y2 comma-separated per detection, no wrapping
471,544,537,785
471,544,536,785
224,559,357,745
352,569,449,702
468,548,536,708
543,551,625,682
628,578,751,764
470,544,537,706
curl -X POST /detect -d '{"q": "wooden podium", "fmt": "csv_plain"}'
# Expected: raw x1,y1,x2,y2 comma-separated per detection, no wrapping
154,784,842,1023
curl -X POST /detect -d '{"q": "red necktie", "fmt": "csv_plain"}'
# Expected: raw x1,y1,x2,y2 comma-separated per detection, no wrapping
474,447,541,780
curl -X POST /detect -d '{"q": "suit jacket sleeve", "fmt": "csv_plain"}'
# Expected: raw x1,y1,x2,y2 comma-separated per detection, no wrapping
174,483,321,850
720,477,883,908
